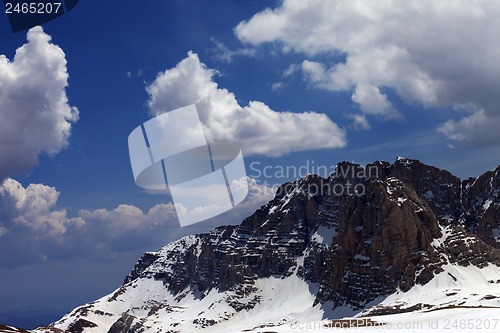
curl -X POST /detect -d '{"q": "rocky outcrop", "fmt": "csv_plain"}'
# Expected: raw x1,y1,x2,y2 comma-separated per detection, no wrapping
367,158,463,225
116,159,500,311
461,166,500,248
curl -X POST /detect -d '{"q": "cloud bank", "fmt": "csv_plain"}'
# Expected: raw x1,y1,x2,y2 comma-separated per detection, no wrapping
146,52,346,157
235,0,500,144
0,177,273,268
0,27,79,181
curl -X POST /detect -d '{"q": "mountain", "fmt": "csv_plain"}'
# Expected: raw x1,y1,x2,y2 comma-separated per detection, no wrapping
30,158,500,332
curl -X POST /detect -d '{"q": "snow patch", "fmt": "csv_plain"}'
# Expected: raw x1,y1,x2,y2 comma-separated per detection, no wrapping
483,199,493,211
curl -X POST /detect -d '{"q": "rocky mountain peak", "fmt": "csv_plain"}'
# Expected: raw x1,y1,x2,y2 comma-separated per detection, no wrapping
44,158,500,333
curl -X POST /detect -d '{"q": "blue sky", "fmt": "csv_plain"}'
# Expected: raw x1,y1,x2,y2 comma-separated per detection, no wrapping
1,0,500,326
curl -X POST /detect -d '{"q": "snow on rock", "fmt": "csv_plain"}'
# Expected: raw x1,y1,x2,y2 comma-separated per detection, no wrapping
33,158,500,333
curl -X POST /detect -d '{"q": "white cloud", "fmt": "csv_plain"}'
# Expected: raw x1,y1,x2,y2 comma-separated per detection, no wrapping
351,83,400,119
0,178,182,266
210,39,256,62
126,69,145,78
347,114,371,130
271,82,284,91
0,178,83,237
234,176,275,207
272,64,300,91
146,51,346,157
438,109,500,146
0,27,79,181
236,0,500,145
283,63,300,78
80,204,174,230
0,177,275,267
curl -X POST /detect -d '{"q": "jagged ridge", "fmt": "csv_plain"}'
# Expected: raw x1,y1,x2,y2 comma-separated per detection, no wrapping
46,158,500,333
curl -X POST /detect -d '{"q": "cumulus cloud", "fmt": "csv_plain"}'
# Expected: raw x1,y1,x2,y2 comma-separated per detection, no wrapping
235,0,500,145
351,83,400,119
0,177,274,267
0,27,79,181
0,178,83,237
78,203,177,236
438,109,500,146
0,178,179,266
146,51,346,157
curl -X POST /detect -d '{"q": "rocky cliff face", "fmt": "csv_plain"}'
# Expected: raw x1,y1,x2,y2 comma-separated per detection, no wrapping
462,166,500,248
47,158,500,333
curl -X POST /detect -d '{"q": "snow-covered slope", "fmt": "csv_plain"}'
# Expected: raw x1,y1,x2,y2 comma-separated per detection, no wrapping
52,275,322,333
43,261,500,333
